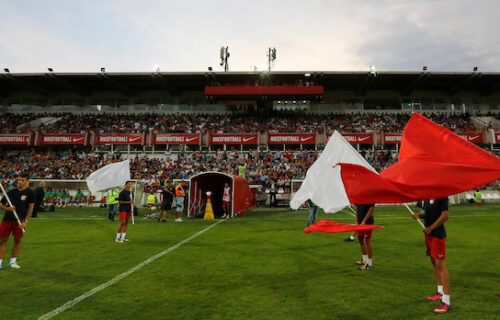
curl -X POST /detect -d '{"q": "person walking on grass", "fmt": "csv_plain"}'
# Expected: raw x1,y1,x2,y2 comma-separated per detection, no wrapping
0,174,34,269
116,181,134,243
174,181,187,222
306,199,319,227
158,181,174,222
412,197,451,314
354,204,375,271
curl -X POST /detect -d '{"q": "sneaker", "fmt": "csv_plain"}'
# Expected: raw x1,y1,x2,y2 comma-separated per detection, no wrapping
221,214,227,219
8,262,21,269
355,260,365,265
433,302,451,314
175,218,183,222
344,236,355,242
359,262,372,270
121,238,129,242
162,219,167,223
427,293,442,301
115,238,123,243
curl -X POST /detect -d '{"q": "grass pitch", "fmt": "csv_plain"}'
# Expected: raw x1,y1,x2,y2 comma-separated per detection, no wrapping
0,204,499,320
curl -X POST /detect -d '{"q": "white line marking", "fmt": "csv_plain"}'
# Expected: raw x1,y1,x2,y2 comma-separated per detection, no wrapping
235,214,498,221
38,220,224,320
35,213,499,222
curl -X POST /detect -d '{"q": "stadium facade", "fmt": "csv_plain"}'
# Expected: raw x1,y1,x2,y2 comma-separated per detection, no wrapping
1,71,499,151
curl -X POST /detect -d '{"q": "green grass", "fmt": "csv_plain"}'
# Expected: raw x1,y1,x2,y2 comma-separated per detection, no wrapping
0,205,499,320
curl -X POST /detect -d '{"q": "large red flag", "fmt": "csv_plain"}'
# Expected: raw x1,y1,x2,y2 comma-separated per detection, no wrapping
304,220,383,234
339,112,500,203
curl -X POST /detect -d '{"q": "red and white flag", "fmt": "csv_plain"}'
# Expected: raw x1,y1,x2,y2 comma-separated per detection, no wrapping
304,220,383,234
339,112,500,203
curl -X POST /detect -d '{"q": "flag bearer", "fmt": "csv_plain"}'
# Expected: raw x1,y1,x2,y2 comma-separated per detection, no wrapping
412,197,451,314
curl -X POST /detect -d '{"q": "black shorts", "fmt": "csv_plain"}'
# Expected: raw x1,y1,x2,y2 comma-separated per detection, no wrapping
161,200,173,211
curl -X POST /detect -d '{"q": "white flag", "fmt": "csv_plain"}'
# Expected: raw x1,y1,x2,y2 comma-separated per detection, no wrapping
86,160,131,194
290,131,377,213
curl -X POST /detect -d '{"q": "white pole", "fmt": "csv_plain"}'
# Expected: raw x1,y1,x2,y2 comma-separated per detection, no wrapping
0,183,25,233
403,203,425,228
132,182,137,225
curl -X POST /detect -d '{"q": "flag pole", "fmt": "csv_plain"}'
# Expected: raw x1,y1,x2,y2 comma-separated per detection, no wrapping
132,181,137,225
348,205,356,214
0,182,25,233
403,203,425,228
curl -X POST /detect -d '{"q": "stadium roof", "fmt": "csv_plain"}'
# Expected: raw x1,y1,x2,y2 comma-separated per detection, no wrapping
1,71,499,98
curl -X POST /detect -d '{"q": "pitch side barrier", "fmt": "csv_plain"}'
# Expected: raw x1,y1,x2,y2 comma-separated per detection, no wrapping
29,179,146,208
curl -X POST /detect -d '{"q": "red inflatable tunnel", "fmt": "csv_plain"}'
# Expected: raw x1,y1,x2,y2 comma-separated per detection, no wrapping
188,172,255,217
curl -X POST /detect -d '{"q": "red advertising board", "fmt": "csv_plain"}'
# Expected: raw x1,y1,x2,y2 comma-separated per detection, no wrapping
211,134,258,145
154,134,200,144
205,85,324,96
496,133,500,143
42,134,86,145
98,134,143,144
327,133,373,144
383,134,402,144
457,133,483,143
268,134,316,144
0,134,30,145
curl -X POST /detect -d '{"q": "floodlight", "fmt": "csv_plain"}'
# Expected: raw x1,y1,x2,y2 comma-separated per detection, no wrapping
3,68,9,73
153,65,160,72
101,67,106,72
208,67,213,71
48,68,53,72
473,67,478,72
423,66,427,71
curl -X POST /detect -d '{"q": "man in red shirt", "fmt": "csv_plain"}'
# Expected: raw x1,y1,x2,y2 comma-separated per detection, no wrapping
0,174,34,269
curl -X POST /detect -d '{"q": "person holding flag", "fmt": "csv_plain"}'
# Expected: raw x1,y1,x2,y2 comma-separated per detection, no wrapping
116,181,134,243
0,174,35,269
412,197,451,314
107,187,119,221
354,204,375,270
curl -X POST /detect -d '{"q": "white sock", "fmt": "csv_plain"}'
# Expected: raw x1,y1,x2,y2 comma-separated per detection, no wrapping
10,257,16,264
116,233,121,240
121,233,126,239
367,258,373,266
362,255,368,263
349,235,355,240
442,294,450,305
437,285,444,295
0,259,2,265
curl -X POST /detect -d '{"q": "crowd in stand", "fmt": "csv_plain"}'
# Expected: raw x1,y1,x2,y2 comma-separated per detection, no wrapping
1,111,478,134
0,147,402,190
2,146,499,193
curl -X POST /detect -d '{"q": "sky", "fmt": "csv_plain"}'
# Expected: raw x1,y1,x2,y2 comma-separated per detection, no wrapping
0,0,498,73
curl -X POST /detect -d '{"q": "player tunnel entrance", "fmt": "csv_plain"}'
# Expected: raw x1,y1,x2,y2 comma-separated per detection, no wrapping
188,172,232,217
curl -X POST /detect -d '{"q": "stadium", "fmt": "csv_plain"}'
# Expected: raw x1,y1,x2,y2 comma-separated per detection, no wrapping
1,2,500,320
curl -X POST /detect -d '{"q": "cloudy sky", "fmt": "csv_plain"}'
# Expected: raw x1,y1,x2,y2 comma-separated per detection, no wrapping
0,0,498,73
